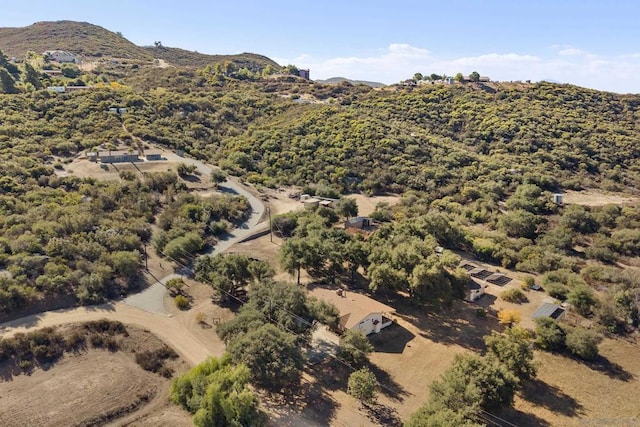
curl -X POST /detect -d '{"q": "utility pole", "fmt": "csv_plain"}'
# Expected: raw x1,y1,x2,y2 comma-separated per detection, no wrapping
268,206,273,243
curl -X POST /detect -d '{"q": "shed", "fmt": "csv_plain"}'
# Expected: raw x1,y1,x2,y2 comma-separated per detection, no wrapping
466,280,487,302
345,216,372,230
310,287,396,336
532,303,566,320
145,152,163,161
302,198,321,209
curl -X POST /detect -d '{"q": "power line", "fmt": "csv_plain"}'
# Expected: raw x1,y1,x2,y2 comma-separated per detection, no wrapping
160,247,522,427
159,250,403,398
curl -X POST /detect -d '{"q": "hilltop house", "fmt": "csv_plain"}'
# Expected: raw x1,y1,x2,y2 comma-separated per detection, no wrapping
299,69,310,79
44,50,77,63
311,287,396,336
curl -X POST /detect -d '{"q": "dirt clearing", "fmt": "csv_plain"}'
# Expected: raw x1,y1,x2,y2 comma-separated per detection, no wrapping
562,190,638,206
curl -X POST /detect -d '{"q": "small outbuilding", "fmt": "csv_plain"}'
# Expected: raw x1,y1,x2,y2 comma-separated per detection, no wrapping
345,216,372,230
310,287,396,336
532,302,566,321
466,280,487,302
145,152,163,161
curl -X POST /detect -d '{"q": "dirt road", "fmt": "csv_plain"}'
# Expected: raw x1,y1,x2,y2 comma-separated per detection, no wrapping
0,302,222,367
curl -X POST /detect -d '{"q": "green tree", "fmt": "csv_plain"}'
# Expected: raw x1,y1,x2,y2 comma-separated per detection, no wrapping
246,280,313,335
335,197,359,220
227,323,304,390
347,367,379,404
454,72,464,82
279,236,322,284
0,68,18,94
534,317,566,351
498,209,541,239
338,329,374,366
469,71,480,82
22,62,43,89
171,355,267,427
484,327,537,381
196,254,252,303
567,284,598,316
413,72,424,82
432,353,518,412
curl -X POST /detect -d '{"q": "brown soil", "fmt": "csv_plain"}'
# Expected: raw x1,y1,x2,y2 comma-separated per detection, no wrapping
562,190,639,207
0,324,191,427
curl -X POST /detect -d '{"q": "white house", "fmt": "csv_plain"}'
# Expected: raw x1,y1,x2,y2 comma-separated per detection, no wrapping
44,50,77,63
310,287,396,336
466,280,487,302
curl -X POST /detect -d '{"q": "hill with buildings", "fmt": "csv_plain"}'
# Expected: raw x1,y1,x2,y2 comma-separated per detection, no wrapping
0,21,280,72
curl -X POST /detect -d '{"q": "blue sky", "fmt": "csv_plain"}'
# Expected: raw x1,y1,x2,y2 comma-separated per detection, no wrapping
2,0,640,93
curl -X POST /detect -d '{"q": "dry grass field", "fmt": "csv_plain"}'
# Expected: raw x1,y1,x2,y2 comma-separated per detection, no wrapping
0,324,191,427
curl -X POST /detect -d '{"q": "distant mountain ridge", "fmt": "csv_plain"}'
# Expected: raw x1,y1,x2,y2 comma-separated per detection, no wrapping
0,20,280,71
315,76,386,88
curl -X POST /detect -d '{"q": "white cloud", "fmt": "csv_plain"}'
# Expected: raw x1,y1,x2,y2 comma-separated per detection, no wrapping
276,43,640,93
558,48,586,56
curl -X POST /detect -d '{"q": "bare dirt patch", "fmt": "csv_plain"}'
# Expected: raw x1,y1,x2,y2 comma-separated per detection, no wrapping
562,190,639,207
347,193,402,217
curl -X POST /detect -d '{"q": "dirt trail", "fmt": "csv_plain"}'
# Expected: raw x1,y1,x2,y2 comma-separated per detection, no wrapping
0,302,222,367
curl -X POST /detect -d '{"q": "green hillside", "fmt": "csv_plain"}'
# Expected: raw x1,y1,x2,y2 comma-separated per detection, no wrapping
0,20,153,60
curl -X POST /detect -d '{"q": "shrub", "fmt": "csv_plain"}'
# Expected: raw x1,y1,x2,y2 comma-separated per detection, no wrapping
174,295,189,310
565,327,601,360
166,278,186,297
83,319,127,336
498,309,522,327
546,283,568,300
522,275,536,289
195,312,207,325
89,333,104,348
18,359,33,372
500,288,528,304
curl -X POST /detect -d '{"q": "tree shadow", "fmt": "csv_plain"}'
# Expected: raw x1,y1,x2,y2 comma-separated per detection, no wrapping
498,407,553,427
363,401,402,427
259,363,339,426
375,291,503,352
585,355,634,382
366,361,411,402
520,378,584,417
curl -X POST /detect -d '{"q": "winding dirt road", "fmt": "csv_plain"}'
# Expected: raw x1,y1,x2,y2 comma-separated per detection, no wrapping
0,140,267,367
0,302,220,367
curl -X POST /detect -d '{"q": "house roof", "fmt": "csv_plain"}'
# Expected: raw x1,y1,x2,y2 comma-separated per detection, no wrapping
532,302,565,320
310,287,395,330
469,280,483,291
346,216,370,225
